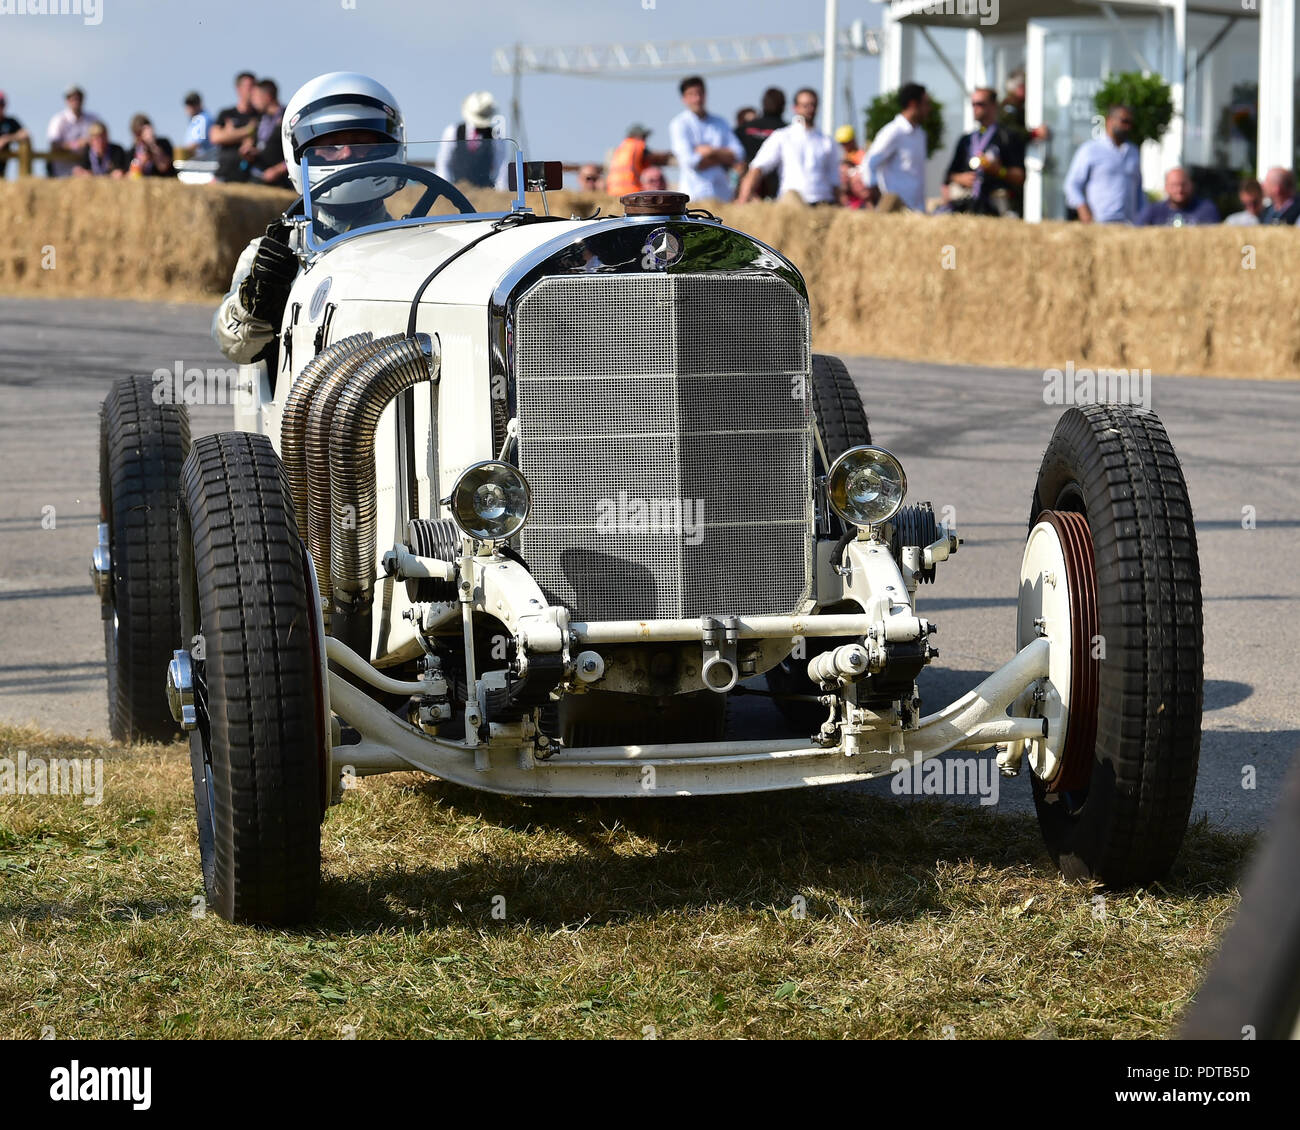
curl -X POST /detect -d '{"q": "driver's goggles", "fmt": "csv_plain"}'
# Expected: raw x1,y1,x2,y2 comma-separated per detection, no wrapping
304,141,402,165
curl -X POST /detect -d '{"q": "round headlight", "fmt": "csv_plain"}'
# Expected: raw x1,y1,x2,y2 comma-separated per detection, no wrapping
827,446,907,528
450,461,531,541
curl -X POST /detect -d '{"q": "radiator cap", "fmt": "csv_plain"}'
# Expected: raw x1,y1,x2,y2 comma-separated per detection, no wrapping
621,190,689,216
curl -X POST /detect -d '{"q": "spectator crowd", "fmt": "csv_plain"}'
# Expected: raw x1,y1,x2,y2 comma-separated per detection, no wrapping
576,69,1299,229
0,73,292,186
2,67,1298,228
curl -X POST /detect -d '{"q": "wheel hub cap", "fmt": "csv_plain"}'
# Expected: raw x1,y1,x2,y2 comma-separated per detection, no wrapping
90,522,112,602
166,649,197,731
1016,510,1100,791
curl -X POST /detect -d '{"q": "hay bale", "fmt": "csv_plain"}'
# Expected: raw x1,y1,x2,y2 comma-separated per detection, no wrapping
0,177,292,302
713,204,1300,380
2,179,1296,379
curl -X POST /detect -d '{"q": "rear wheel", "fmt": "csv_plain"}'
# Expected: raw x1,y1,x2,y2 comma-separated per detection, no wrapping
179,432,325,925
1021,404,1202,886
767,354,872,731
98,374,190,741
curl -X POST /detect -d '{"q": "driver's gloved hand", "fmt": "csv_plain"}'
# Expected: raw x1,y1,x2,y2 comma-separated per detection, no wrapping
237,234,298,323
263,219,291,245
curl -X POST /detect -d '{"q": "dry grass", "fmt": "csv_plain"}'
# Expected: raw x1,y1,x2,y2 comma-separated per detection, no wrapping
0,724,1249,1040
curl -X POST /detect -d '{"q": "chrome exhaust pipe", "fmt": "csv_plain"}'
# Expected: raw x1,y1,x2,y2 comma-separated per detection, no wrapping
302,335,395,607
280,332,374,539
329,333,441,621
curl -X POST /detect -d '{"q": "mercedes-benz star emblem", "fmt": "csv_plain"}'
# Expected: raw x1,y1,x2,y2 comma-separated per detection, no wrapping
642,227,682,269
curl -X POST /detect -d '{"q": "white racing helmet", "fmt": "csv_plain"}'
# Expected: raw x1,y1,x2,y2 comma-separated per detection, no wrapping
281,72,405,206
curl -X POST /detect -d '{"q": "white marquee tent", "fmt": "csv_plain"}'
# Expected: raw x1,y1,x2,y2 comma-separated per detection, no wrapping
869,0,1294,218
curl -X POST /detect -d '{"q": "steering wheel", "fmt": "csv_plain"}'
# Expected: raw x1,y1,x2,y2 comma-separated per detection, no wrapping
287,161,477,221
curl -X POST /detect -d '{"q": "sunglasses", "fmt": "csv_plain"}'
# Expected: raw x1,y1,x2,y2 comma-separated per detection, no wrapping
971,99,993,107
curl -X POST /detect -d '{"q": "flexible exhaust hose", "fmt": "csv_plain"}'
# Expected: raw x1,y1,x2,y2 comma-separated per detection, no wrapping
304,335,395,606
281,332,374,538
329,333,440,608
404,518,461,603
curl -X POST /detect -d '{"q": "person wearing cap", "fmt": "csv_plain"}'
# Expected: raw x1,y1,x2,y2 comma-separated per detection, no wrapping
46,86,103,177
183,91,216,160
605,123,671,198
835,125,868,209
0,92,30,177
736,88,839,206
436,91,511,190
835,124,863,166
71,122,126,178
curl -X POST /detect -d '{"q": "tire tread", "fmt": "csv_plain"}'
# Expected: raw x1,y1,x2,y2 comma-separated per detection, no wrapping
101,374,190,741
180,432,321,925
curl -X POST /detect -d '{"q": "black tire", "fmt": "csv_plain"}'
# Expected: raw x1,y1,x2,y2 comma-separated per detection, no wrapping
99,374,190,741
179,432,325,925
809,353,871,457
1028,404,1202,887
766,354,872,731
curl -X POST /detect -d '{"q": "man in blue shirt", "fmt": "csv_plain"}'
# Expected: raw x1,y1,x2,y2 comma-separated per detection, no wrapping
183,91,215,159
1064,104,1143,224
669,75,745,203
1139,167,1220,226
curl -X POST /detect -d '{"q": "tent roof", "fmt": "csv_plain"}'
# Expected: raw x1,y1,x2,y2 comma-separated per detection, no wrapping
875,0,1257,34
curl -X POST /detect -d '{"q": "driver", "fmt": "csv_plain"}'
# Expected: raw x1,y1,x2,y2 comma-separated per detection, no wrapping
213,72,404,364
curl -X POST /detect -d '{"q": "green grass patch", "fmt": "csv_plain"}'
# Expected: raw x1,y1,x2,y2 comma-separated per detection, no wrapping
0,724,1249,1039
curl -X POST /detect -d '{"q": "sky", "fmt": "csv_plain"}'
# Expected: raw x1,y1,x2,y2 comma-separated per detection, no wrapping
0,0,884,179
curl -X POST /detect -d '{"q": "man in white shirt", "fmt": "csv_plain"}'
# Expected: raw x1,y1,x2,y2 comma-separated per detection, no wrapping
46,86,103,178
736,87,839,205
860,82,930,213
668,75,745,203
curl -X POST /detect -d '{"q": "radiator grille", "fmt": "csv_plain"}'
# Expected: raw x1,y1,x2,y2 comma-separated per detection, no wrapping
514,272,812,621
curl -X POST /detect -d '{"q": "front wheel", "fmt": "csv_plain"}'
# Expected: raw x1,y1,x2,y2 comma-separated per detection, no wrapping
178,432,326,925
767,354,872,731
1020,404,1203,887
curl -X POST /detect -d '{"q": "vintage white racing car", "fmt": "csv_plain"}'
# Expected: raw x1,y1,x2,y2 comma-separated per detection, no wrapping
94,142,1203,923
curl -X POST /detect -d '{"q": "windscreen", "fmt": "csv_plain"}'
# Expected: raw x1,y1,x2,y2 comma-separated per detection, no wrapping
302,138,523,247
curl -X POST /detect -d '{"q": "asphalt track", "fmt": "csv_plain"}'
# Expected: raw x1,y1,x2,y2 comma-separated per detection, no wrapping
1,295,1295,831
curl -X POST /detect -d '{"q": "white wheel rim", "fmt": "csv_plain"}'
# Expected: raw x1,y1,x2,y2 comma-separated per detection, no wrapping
1016,520,1074,783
